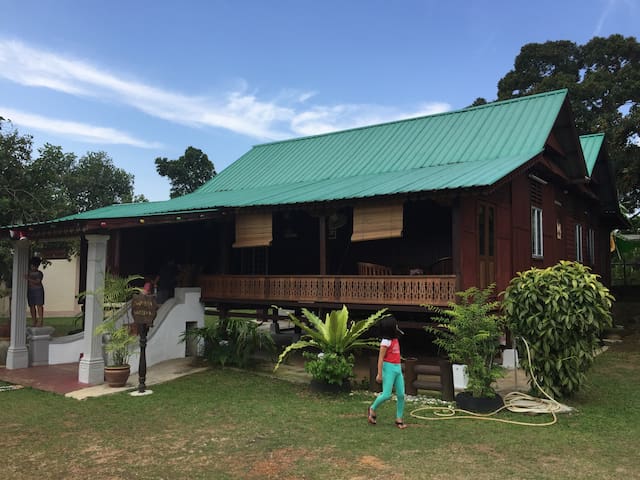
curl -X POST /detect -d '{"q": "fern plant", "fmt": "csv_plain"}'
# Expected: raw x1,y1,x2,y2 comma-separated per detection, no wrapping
182,316,275,368
274,305,387,385
426,285,504,398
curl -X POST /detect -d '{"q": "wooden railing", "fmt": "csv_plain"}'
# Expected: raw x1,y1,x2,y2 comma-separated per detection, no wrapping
198,274,458,307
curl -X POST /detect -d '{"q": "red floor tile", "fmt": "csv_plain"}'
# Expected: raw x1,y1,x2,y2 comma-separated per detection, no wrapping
0,363,88,395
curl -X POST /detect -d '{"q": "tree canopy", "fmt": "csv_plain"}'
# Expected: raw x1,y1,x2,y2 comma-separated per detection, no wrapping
155,146,215,198
496,34,640,217
0,118,139,283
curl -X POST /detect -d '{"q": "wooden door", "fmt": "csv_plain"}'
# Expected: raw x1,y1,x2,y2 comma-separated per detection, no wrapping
478,202,496,289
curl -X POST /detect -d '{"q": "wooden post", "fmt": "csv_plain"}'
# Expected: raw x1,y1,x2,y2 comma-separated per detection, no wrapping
404,357,418,395
369,355,381,392
319,215,327,275
439,358,454,401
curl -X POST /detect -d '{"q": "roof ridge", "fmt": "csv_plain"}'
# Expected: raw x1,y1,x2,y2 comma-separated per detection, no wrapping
251,89,569,149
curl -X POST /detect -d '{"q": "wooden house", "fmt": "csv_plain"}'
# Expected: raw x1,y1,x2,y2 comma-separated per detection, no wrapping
3,89,628,326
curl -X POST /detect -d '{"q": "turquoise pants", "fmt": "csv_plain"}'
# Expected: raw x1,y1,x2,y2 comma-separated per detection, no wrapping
370,361,405,419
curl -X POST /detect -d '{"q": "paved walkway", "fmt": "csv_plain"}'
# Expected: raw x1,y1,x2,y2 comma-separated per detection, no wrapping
0,358,208,400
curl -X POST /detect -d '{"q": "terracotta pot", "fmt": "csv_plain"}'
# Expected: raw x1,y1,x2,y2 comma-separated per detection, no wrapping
104,365,131,387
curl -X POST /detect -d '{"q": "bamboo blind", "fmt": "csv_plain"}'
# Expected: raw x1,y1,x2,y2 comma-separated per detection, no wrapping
351,201,404,242
233,211,273,248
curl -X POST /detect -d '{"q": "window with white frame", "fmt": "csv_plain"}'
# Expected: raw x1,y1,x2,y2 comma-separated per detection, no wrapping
587,228,595,264
575,223,583,262
531,207,543,258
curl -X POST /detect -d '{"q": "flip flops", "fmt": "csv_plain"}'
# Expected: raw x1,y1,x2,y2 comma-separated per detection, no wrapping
368,407,377,425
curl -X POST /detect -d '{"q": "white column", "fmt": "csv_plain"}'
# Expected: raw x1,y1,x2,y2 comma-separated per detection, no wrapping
6,240,30,369
78,234,109,384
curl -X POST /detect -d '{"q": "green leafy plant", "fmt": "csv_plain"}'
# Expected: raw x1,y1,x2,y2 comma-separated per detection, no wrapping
503,260,614,398
426,285,504,398
81,273,143,367
96,317,138,366
181,317,275,368
302,351,355,385
274,305,387,384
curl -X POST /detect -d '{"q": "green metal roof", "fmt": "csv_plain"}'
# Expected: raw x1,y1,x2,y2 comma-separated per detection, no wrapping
39,89,572,224
199,89,568,194
579,133,605,176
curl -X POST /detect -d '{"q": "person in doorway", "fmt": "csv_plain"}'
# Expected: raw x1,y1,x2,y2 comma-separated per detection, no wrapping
25,256,45,327
368,315,407,429
154,259,178,304
142,281,154,295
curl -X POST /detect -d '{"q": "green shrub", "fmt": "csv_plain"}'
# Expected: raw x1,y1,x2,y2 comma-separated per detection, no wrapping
274,305,387,384
303,351,354,385
503,260,614,398
182,317,275,368
426,285,504,398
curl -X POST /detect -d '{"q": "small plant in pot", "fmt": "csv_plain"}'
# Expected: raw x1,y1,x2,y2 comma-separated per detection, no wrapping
96,315,139,386
80,273,143,387
426,284,505,412
274,305,388,392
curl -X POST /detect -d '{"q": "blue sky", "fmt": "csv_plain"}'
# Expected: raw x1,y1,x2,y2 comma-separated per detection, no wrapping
1,0,637,201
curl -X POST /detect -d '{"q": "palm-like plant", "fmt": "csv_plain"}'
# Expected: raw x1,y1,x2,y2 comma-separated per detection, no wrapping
274,305,388,383
80,273,144,367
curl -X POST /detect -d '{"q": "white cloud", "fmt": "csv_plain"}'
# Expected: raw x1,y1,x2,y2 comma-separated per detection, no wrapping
0,39,452,141
593,0,636,37
290,102,451,136
1,108,163,148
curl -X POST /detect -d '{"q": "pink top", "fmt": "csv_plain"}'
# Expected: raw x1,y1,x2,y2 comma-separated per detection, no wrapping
381,338,401,364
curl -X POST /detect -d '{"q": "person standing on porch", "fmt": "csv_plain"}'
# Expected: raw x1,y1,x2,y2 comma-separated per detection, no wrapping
154,259,178,304
368,315,407,429
25,256,45,327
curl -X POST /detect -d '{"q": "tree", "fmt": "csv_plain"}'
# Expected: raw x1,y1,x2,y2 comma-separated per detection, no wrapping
66,151,135,212
0,118,35,227
155,146,215,198
496,35,640,216
0,118,139,283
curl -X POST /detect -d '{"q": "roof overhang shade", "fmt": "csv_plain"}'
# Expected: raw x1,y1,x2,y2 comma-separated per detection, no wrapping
351,200,404,242
233,211,272,248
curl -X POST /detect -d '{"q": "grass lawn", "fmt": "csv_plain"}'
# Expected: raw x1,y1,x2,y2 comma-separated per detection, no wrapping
0,316,80,337
1,333,639,479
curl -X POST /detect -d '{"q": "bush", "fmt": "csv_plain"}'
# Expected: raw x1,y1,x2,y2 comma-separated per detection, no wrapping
426,285,504,398
273,306,387,384
182,317,275,368
303,351,354,385
503,261,614,398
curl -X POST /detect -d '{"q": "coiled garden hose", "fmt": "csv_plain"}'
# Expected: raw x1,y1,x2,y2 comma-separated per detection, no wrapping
409,337,572,426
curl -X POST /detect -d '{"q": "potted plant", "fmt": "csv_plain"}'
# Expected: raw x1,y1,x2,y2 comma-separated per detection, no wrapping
274,305,388,392
426,284,505,412
81,273,143,387
96,313,139,386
